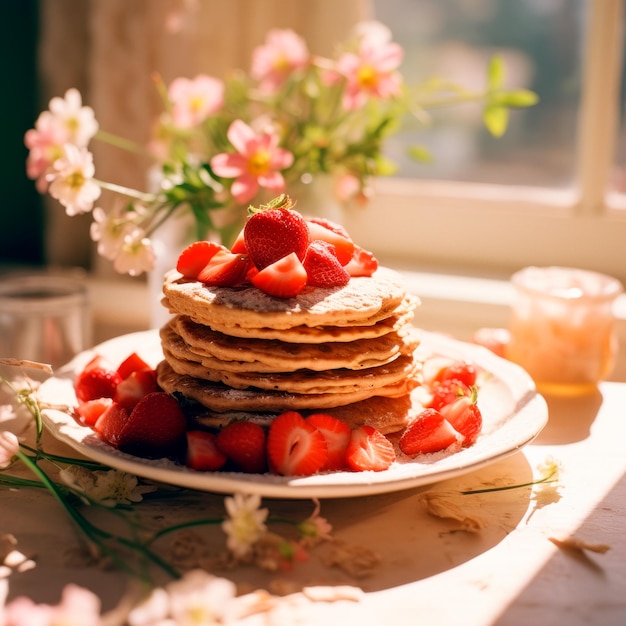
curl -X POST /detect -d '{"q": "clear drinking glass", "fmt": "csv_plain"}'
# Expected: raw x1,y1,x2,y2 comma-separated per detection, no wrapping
506,266,623,395
0,273,91,371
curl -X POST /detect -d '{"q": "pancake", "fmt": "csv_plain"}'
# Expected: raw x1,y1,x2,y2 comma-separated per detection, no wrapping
162,267,410,332
156,359,417,412
165,316,420,372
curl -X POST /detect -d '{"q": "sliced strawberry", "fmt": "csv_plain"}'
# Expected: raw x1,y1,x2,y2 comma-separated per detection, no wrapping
244,205,310,270
344,244,378,277
116,352,152,380
439,393,483,447
186,430,228,471
267,411,328,476
74,356,122,403
230,227,248,254
302,240,350,288
306,413,351,471
113,369,160,409
94,401,130,447
176,241,224,279
399,409,460,456
306,216,351,239
306,220,354,266
345,425,396,472
427,379,472,411
197,250,252,287
216,421,267,473
433,360,478,388
76,397,113,427
117,392,187,457
251,252,308,298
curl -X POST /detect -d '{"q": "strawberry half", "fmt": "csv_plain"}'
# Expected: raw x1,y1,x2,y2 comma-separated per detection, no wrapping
439,393,483,447
302,240,350,288
94,402,130,448
244,206,310,270
344,244,378,277
116,352,152,380
398,409,460,456
197,249,252,287
74,355,122,403
306,413,351,471
186,430,228,471
251,252,308,298
216,421,267,473
176,241,224,279
76,397,114,427
306,219,354,266
345,425,396,472
117,392,187,457
267,411,328,476
113,368,160,409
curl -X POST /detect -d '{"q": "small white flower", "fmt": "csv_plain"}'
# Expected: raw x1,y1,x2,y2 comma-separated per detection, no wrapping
127,588,171,626
168,570,237,625
0,431,19,469
222,492,269,558
112,228,157,276
536,455,563,484
48,88,99,147
48,144,101,215
89,206,140,261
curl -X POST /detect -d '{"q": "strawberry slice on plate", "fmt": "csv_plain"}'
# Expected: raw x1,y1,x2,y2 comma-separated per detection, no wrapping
186,430,228,471
74,355,122,403
439,392,483,447
306,413,351,471
116,352,152,380
345,425,396,472
216,421,267,473
117,391,187,457
113,368,160,409
251,252,308,298
399,408,460,456
267,411,328,476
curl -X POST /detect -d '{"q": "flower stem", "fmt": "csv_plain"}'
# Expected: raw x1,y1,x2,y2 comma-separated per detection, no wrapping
95,130,148,155
94,179,156,204
460,470,559,495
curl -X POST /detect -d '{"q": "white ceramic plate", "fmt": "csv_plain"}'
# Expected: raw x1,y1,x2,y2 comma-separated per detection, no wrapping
38,330,548,499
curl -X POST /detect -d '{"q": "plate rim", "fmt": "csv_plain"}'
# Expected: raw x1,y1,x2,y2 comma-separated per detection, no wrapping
39,329,548,499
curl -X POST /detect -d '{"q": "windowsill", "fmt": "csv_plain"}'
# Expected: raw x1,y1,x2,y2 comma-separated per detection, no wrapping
88,268,626,383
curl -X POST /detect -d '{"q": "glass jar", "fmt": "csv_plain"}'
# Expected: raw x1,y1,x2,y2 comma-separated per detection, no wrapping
507,266,623,395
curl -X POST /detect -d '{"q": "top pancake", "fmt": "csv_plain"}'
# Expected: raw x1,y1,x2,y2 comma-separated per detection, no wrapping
162,266,411,333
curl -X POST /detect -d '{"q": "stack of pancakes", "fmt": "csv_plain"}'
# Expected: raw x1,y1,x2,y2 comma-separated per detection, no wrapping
156,267,424,434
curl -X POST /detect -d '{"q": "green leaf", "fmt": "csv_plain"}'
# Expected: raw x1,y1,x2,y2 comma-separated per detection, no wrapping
487,55,505,90
408,145,434,164
483,104,509,137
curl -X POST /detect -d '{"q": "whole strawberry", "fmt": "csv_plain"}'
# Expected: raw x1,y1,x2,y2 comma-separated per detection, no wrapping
244,196,310,270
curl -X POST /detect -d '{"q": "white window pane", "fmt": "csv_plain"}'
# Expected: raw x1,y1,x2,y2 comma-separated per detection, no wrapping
373,0,586,188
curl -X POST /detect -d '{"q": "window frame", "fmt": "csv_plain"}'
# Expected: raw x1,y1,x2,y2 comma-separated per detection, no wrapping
350,0,626,285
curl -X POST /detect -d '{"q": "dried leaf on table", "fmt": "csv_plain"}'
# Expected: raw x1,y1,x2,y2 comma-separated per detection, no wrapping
420,491,486,532
549,536,611,554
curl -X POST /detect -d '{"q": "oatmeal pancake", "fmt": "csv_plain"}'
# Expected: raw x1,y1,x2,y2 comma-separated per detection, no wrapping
166,316,419,372
162,267,411,331
156,359,416,412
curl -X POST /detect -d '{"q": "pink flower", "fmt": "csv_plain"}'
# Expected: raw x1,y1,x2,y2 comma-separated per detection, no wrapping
336,33,403,110
210,120,294,204
47,144,101,216
0,431,19,469
251,29,309,93
167,74,224,128
24,112,67,192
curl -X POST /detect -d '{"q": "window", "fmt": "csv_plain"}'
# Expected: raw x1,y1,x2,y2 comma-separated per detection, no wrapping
349,0,626,285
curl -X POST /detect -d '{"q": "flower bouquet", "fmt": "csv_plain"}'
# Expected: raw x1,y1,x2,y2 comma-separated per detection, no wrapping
25,20,536,277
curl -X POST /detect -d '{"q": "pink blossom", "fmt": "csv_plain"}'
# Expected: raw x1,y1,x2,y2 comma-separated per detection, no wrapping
47,88,98,147
167,74,224,128
0,431,19,469
251,29,309,93
24,112,67,192
210,119,294,204
336,34,403,110
47,144,101,216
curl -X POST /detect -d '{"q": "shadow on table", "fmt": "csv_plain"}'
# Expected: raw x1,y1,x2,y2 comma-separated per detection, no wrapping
533,389,603,445
233,451,535,593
